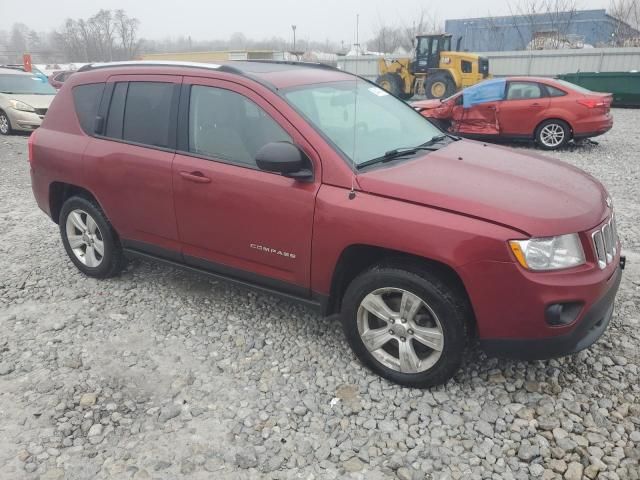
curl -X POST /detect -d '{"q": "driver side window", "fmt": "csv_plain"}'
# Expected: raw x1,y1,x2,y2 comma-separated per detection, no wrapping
188,85,291,168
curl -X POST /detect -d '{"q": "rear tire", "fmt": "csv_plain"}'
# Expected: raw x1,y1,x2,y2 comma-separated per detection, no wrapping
341,264,469,388
376,73,405,98
535,119,570,150
425,72,456,100
0,111,12,135
59,196,125,278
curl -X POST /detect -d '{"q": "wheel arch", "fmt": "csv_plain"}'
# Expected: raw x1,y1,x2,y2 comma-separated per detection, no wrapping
49,182,105,225
326,244,476,333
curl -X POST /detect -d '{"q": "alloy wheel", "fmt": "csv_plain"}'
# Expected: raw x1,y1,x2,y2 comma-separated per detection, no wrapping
65,209,105,267
356,287,444,374
540,123,565,148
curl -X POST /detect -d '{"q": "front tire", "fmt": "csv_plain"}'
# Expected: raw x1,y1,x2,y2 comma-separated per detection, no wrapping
0,111,12,135
341,264,469,388
425,72,456,100
535,119,570,150
376,73,405,97
59,196,125,278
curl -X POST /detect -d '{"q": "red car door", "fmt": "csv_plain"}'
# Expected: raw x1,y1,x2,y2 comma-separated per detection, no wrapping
83,75,182,253
451,101,500,136
172,77,321,294
497,81,550,137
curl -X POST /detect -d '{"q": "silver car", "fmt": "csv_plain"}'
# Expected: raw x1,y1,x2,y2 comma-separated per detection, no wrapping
0,68,57,135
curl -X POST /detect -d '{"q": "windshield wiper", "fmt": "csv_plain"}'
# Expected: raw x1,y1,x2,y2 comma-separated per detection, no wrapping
356,134,451,169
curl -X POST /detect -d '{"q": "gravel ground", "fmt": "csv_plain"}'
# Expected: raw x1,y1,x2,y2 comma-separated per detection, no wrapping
1,110,639,480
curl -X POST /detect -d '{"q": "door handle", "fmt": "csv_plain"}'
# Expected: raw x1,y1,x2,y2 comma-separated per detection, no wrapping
179,171,211,183
529,103,544,108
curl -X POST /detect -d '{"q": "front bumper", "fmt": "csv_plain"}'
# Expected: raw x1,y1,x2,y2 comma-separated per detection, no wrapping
480,261,623,360
7,108,44,131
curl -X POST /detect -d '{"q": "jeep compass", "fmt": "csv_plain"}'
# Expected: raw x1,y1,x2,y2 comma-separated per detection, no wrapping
29,61,623,387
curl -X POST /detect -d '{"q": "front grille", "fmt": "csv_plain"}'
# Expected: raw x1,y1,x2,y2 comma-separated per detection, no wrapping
592,215,618,269
35,108,48,116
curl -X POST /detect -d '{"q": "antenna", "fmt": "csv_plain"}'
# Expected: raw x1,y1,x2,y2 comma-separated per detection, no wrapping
349,12,360,200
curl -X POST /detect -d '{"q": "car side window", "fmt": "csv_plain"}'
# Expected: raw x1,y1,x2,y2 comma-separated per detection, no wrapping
506,82,542,100
122,82,174,148
72,83,105,135
188,85,291,168
105,82,128,139
546,85,568,97
461,60,472,74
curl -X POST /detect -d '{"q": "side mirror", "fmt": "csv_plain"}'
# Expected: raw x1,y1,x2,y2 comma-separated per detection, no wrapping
255,142,313,181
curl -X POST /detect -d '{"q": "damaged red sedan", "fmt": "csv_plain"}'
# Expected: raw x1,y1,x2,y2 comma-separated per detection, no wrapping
412,77,613,150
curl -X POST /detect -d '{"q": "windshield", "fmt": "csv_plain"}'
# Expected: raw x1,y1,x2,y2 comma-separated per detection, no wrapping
0,74,56,95
283,80,441,166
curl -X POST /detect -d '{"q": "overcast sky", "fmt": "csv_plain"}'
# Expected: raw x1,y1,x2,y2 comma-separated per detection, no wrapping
1,0,609,43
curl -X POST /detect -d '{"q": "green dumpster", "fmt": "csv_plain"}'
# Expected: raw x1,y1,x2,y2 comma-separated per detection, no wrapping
557,71,640,107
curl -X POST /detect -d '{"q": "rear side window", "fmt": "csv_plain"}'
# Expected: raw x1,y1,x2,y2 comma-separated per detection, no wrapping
461,60,472,73
122,82,174,148
105,82,127,139
72,83,105,134
546,85,568,97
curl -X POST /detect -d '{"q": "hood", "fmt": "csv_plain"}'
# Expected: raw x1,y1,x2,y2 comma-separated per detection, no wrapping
1,93,55,109
357,140,609,237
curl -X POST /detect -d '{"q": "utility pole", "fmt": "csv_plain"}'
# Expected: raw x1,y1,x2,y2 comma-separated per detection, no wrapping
355,13,360,55
292,25,297,52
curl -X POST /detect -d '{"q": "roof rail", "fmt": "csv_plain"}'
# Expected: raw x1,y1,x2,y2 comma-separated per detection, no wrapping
240,59,339,71
76,60,244,75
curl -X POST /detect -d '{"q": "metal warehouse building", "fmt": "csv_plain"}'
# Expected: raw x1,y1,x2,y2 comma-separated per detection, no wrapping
446,9,636,52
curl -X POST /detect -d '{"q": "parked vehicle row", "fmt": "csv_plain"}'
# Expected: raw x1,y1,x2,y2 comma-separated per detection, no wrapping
0,68,57,135
29,61,623,387
412,76,613,150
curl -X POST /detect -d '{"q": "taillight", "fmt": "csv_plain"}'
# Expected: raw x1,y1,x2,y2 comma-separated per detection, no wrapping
28,130,36,163
577,98,606,109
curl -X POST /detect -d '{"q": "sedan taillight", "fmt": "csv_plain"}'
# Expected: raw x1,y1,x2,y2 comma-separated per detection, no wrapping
577,98,606,109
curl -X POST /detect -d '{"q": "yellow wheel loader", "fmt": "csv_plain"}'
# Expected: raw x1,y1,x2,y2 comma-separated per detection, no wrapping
375,34,490,100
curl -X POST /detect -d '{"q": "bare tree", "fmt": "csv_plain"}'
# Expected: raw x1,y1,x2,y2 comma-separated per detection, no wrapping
114,10,141,59
609,0,640,46
91,10,116,61
400,8,442,51
368,8,441,54
484,13,508,51
506,0,580,49
369,24,403,54
55,10,141,62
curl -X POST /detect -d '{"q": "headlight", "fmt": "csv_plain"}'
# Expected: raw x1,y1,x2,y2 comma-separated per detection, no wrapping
9,100,35,112
509,234,585,271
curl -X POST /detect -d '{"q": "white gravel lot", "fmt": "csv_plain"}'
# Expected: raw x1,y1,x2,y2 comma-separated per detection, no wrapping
1,110,639,480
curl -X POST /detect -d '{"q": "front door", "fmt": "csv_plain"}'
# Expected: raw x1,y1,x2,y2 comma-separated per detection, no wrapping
452,101,500,136
172,77,321,294
497,81,550,137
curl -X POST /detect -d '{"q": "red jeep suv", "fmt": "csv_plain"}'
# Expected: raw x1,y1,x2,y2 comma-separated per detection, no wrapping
29,61,623,387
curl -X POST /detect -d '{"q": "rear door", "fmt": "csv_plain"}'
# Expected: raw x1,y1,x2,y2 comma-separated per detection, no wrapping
497,81,550,137
83,74,182,254
172,77,321,294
